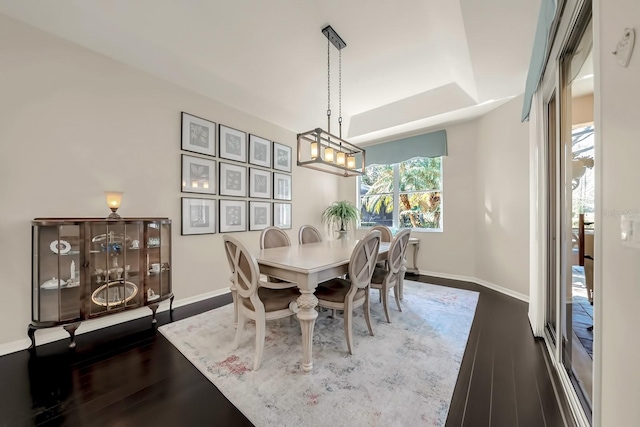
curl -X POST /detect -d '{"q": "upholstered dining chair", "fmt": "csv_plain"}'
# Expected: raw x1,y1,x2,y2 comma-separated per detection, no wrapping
223,236,300,371
259,226,297,289
315,230,381,355
370,225,393,242
370,228,411,323
370,225,393,269
298,224,323,244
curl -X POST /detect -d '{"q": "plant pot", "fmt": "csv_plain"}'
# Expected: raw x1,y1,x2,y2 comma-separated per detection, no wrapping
337,230,349,240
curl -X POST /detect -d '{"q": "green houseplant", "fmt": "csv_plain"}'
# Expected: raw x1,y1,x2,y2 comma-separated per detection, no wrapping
322,200,360,239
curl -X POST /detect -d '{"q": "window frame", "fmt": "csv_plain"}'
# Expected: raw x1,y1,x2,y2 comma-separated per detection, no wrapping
357,157,443,233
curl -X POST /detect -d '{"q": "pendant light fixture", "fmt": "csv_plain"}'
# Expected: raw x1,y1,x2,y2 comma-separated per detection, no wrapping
297,25,365,177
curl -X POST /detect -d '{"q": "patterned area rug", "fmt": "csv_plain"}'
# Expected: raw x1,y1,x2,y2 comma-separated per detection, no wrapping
159,281,478,426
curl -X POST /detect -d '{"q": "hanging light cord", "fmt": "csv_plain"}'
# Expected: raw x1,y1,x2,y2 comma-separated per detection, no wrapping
327,37,331,137
338,48,342,139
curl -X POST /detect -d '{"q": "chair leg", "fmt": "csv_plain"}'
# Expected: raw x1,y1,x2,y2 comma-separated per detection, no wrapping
231,288,238,327
364,288,374,335
233,309,245,349
393,284,402,312
254,313,266,371
381,286,391,323
344,303,354,355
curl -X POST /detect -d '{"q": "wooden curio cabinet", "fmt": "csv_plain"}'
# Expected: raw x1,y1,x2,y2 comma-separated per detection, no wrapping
30,217,173,349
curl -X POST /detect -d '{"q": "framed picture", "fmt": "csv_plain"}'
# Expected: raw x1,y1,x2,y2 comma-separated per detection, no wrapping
273,142,292,172
219,124,247,162
249,201,272,231
181,154,216,195
219,162,247,197
273,172,292,200
249,168,272,199
249,134,272,168
219,199,247,233
181,198,216,235
181,112,216,157
273,203,292,230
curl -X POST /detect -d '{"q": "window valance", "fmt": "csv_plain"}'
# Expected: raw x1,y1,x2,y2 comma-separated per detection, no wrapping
364,130,448,166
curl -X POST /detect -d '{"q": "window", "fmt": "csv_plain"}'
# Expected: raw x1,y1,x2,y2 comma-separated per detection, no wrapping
358,157,443,230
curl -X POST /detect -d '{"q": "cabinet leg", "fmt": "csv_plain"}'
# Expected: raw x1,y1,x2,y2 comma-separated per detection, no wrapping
149,302,160,324
27,324,37,350
63,322,81,349
169,295,175,312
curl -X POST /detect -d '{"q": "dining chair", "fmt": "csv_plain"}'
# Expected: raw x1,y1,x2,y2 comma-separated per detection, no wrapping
370,225,393,242
298,224,322,244
259,226,297,289
315,230,381,355
370,225,392,270
223,236,300,371
370,228,411,323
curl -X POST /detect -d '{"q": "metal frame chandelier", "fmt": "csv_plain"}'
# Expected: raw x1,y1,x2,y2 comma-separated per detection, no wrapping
297,25,365,177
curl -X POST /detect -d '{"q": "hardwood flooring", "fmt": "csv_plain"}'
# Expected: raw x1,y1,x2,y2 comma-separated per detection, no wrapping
0,276,572,426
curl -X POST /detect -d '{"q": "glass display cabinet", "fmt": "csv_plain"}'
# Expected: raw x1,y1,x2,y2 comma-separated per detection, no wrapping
29,217,173,349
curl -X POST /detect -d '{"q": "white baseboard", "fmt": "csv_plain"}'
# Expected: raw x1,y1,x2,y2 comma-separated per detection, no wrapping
0,288,231,357
417,269,530,303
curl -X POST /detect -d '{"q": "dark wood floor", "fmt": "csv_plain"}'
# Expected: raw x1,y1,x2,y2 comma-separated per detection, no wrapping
0,275,572,426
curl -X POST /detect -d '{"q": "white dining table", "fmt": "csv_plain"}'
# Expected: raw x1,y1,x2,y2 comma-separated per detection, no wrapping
255,239,390,372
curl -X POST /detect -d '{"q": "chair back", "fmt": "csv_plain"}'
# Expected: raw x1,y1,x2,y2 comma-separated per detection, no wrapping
260,226,291,249
298,225,322,244
387,229,412,273
223,236,259,300
348,230,381,289
370,225,393,242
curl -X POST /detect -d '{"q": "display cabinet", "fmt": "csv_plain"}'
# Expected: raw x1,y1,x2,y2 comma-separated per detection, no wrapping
29,217,173,349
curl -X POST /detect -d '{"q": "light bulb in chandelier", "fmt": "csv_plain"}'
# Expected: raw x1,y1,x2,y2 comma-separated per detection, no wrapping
324,146,335,163
336,151,346,166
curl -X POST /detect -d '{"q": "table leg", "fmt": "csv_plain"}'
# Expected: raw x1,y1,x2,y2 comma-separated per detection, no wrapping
295,290,318,372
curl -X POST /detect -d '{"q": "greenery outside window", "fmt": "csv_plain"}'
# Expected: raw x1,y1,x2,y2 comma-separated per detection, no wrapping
358,157,443,230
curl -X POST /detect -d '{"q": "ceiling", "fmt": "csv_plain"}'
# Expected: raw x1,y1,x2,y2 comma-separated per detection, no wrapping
0,0,541,145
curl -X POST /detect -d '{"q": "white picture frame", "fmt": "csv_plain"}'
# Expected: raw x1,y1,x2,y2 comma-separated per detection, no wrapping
249,201,272,231
249,168,272,199
273,142,292,172
249,134,272,168
219,124,247,162
181,112,216,157
273,203,292,230
273,172,292,201
219,200,247,233
219,162,247,197
181,198,216,235
181,154,216,195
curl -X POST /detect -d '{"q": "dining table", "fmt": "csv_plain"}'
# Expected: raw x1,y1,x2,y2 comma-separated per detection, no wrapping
255,238,391,372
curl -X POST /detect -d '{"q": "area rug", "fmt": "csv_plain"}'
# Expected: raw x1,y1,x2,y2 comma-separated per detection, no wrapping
159,281,479,426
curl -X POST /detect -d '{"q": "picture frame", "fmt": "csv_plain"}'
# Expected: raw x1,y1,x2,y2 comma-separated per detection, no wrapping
181,198,216,235
273,142,292,172
249,201,272,231
219,199,247,233
273,172,292,200
249,134,272,168
219,162,247,197
181,154,216,195
181,112,216,157
273,203,292,230
219,124,247,162
249,168,272,199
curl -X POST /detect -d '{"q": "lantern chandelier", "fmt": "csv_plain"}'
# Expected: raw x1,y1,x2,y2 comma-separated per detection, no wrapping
297,25,365,177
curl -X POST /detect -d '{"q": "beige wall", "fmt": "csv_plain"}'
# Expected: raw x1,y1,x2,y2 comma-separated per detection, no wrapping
572,93,594,126
342,121,479,279
475,95,530,298
0,16,338,348
594,0,640,424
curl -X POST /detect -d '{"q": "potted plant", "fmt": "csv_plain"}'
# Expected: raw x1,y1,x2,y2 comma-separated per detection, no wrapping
321,200,360,239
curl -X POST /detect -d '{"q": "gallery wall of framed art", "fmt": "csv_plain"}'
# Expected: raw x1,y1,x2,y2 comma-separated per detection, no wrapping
179,111,293,235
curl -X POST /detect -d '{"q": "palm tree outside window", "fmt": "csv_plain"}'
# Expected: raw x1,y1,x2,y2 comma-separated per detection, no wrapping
358,157,443,230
